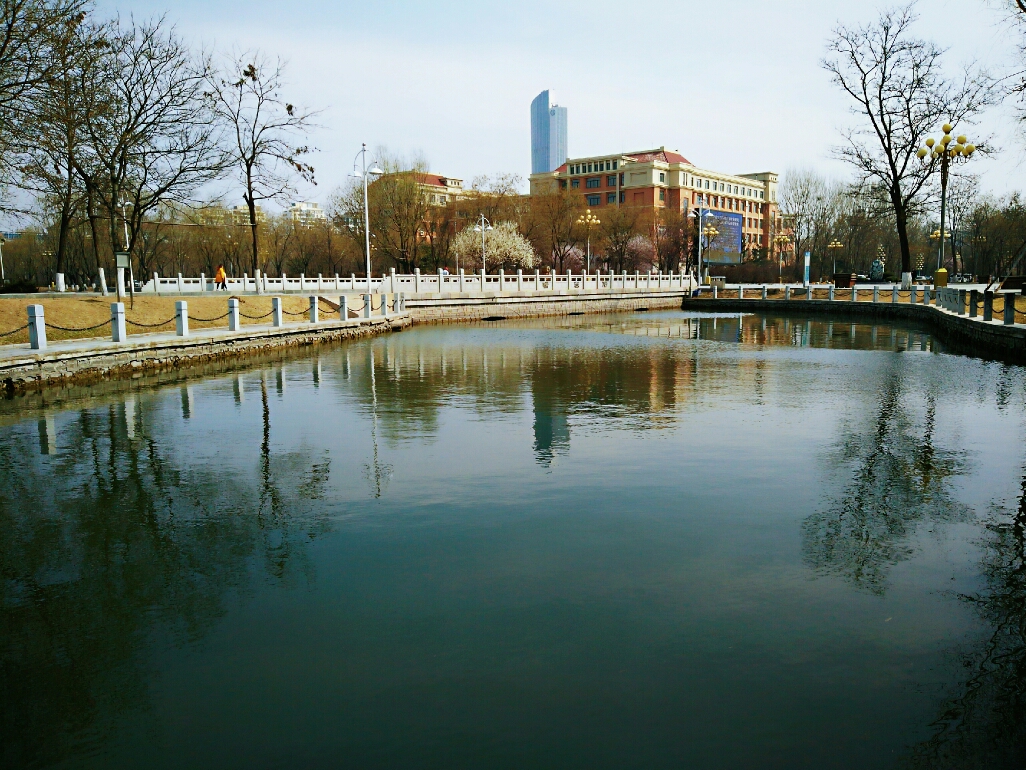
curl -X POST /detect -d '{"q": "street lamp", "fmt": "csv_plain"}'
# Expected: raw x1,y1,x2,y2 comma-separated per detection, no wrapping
773,233,791,283
473,214,493,274
576,209,600,273
827,239,844,276
352,143,384,292
917,123,976,276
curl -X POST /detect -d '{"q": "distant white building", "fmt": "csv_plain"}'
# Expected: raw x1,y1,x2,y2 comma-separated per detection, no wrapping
286,201,327,226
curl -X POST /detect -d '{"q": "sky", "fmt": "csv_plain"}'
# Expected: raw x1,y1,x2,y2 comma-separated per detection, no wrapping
95,0,1026,208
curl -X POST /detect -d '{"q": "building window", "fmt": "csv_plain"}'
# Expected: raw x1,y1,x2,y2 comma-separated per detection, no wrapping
619,173,624,186
619,191,625,203
659,189,665,201
587,163,593,173
560,180,567,189
606,192,616,204
587,195,600,206
704,180,710,189
613,160,618,169
606,175,616,186
571,179,580,189
586,177,600,189
659,172,665,182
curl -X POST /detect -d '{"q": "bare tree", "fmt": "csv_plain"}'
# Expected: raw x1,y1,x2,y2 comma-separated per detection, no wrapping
0,0,86,203
209,52,316,274
76,16,225,276
824,4,995,283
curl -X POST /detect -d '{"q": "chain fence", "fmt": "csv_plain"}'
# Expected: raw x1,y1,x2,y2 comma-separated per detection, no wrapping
48,319,112,333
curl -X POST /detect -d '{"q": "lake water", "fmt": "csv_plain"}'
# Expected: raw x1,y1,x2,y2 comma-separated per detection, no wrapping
2,311,1025,769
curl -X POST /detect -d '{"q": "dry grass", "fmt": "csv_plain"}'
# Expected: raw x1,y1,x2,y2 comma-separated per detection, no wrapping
0,294,318,345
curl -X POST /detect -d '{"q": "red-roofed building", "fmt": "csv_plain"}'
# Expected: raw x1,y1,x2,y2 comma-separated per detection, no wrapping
417,173,465,205
529,146,781,254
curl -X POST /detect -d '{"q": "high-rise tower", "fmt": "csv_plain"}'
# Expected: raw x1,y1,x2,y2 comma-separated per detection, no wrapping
530,90,567,175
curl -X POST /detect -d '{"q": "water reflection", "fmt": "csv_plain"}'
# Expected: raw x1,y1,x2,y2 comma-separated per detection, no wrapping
802,363,971,593
907,463,1026,768
0,312,1023,767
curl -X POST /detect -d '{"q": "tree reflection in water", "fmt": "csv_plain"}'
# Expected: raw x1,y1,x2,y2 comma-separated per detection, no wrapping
801,362,971,594
907,465,1026,767
0,388,326,767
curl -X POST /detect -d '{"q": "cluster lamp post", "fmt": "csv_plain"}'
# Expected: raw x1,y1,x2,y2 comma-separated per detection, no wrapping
827,240,844,275
773,233,791,283
917,124,976,276
576,209,600,273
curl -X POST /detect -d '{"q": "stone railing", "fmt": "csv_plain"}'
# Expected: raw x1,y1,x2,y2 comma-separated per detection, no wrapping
140,268,697,296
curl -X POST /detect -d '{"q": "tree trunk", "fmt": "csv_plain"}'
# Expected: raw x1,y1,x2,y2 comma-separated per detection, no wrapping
893,190,912,275
54,165,73,276
246,168,259,274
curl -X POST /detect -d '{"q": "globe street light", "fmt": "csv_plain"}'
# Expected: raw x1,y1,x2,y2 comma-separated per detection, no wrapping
918,124,976,275
473,214,493,273
352,143,384,292
827,239,844,276
773,233,791,284
576,209,600,273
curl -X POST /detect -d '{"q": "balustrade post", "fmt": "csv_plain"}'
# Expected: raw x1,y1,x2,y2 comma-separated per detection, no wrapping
27,304,46,350
228,298,240,331
969,290,978,318
272,297,283,327
309,296,318,323
111,302,127,342
175,300,189,337
984,291,994,321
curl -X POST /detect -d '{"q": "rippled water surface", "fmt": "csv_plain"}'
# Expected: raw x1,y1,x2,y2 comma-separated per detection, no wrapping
2,311,1025,769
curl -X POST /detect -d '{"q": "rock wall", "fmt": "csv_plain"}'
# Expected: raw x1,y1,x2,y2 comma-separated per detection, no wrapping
407,293,687,323
2,316,407,392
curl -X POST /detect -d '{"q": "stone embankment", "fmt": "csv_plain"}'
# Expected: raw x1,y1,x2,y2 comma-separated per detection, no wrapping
1,314,408,392
405,291,687,323
685,292,1026,363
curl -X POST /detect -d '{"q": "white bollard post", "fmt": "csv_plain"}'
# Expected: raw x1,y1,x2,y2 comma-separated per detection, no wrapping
762,284,767,300
362,294,372,319
111,302,127,342
175,300,188,336
272,297,283,327
535,269,541,291
177,273,184,293
438,268,444,294
713,285,718,299
892,286,899,303
390,268,396,293
499,269,505,292
517,269,523,292
281,272,287,292
318,273,323,293
851,286,857,302
785,286,792,301
738,285,744,300
414,268,420,293
873,287,879,303
55,273,66,292
380,293,388,317
335,274,341,292
256,269,263,295
199,273,205,292
309,295,318,323
228,298,240,331
459,268,465,293
911,286,918,304
299,273,305,292
27,305,46,349
153,272,160,295
98,268,108,296
339,295,349,320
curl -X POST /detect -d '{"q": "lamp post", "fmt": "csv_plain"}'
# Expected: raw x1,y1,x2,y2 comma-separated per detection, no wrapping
473,214,493,273
827,239,844,276
0,235,5,284
352,143,384,292
773,233,790,283
918,124,976,277
576,209,600,273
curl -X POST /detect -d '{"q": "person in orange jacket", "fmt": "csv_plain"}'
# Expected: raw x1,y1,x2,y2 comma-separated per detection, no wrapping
214,265,227,291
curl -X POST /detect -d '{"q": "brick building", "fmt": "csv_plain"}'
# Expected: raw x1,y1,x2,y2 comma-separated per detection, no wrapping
529,147,781,257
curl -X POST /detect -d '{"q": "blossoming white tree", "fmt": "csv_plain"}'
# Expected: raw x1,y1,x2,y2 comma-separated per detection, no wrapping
451,221,536,273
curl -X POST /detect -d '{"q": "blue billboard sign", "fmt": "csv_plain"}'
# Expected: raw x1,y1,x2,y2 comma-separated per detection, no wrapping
703,211,743,265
